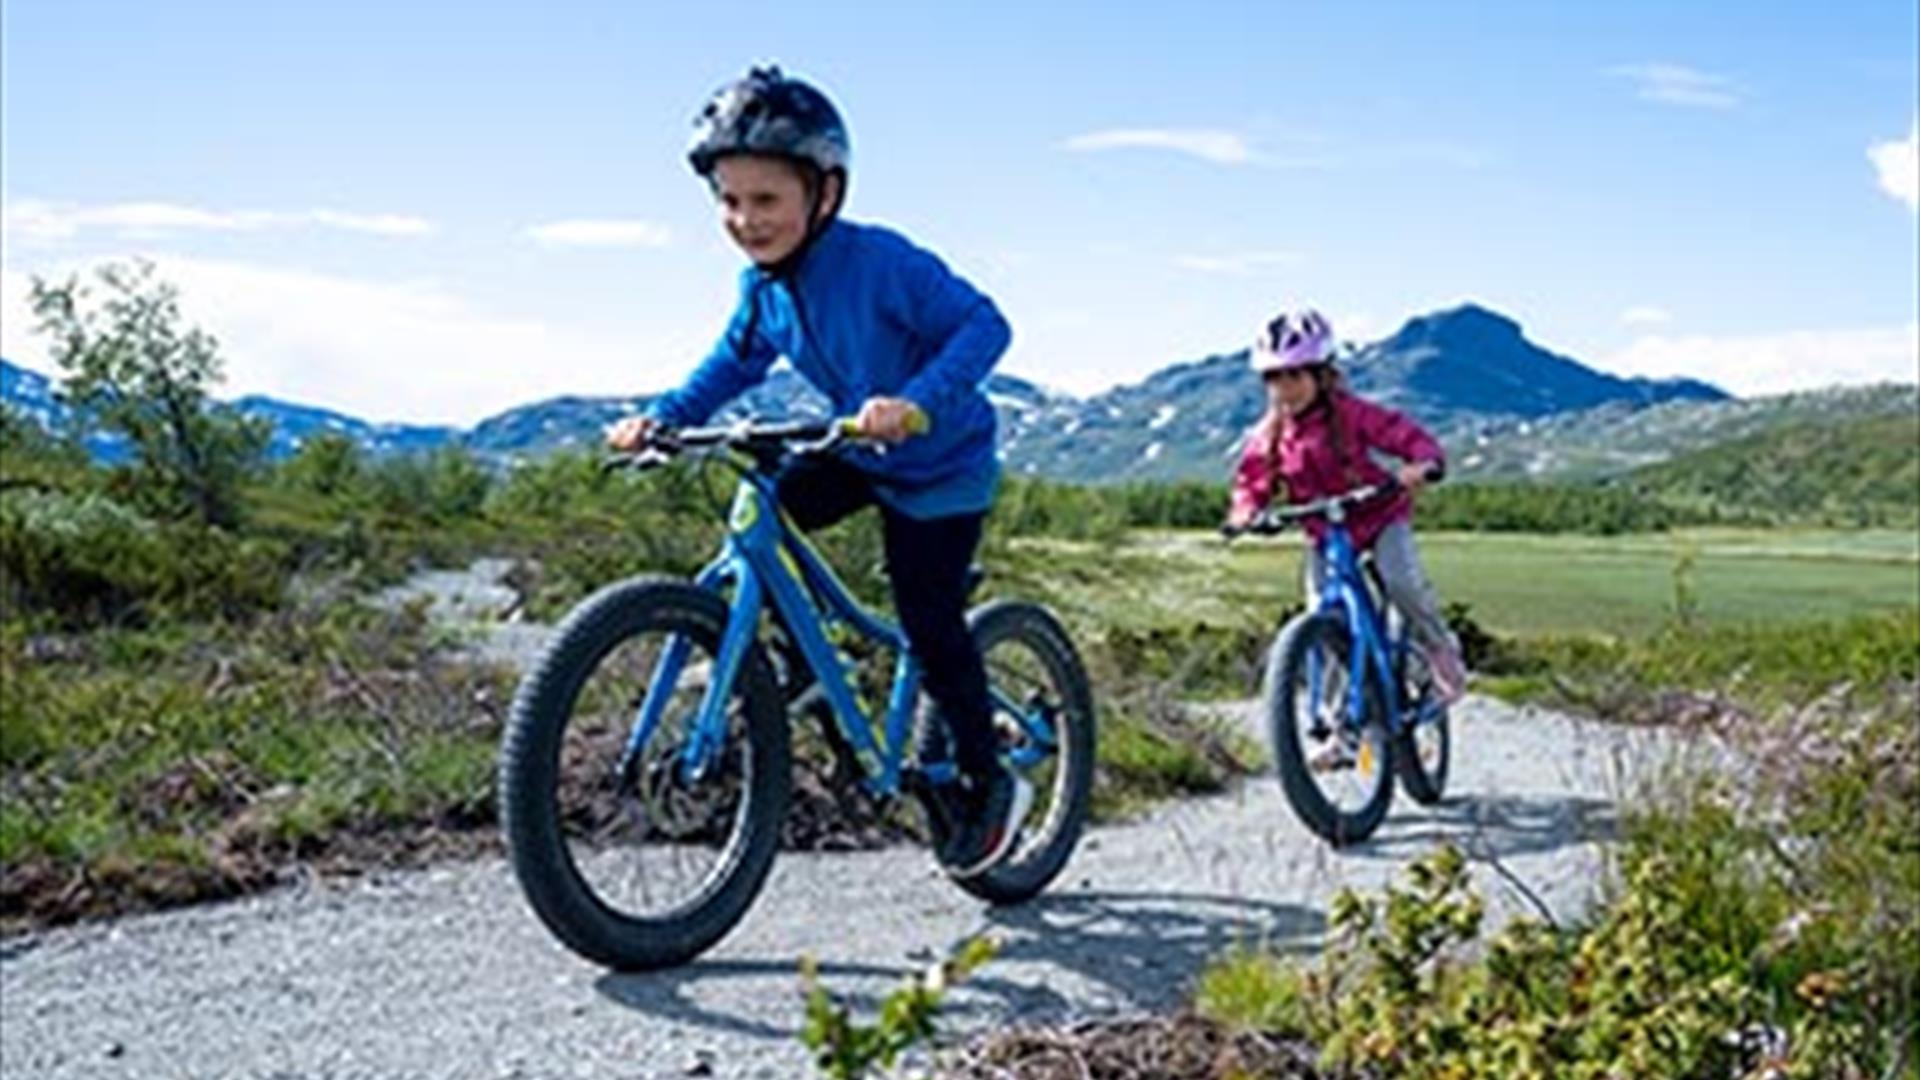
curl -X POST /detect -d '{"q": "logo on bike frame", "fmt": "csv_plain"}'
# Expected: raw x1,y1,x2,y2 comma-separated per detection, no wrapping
729,487,762,533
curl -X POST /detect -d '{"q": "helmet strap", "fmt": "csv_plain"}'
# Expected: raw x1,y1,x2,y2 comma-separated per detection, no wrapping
762,165,843,279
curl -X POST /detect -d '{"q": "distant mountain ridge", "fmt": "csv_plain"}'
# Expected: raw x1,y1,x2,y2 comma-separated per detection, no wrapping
228,396,457,459
985,304,1731,483
9,303,1907,485
0,358,131,461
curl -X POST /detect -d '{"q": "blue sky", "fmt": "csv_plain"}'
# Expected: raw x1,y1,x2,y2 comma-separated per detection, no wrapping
3,0,1915,424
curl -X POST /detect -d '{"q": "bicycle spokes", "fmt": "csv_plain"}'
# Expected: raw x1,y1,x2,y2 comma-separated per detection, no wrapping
1289,636,1384,813
982,641,1066,849
558,628,753,921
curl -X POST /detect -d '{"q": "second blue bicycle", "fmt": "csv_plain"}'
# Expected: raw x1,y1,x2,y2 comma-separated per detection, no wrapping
1229,477,1452,846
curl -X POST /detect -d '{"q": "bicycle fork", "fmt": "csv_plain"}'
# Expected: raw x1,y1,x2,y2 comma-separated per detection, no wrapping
616,568,765,789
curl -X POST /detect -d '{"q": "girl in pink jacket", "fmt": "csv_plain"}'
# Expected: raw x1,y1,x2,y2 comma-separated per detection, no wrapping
1226,308,1469,703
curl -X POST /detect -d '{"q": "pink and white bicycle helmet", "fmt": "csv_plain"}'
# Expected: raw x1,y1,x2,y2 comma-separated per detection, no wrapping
1250,308,1334,374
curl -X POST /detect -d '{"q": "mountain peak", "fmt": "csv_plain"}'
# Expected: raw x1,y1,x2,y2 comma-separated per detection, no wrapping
1387,303,1523,350
1352,306,1728,419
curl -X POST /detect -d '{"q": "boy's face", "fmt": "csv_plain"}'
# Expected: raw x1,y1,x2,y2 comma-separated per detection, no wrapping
713,155,815,265
1267,366,1320,416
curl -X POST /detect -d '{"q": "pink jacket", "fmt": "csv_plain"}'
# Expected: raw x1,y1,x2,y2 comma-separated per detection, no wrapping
1229,391,1445,550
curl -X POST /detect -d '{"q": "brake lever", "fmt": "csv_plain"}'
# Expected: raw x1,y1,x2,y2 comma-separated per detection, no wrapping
790,425,850,457
1221,512,1288,541
601,444,676,474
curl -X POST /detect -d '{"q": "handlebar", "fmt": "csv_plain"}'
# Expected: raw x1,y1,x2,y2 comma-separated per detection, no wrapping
1220,461,1440,539
1221,479,1397,538
602,411,929,474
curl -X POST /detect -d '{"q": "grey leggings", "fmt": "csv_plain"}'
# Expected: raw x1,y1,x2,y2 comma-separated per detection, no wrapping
1303,521,1461,658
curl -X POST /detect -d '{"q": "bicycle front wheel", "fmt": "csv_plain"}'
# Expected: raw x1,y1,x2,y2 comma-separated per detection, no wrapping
499,577,789,970
1264,612,1392,846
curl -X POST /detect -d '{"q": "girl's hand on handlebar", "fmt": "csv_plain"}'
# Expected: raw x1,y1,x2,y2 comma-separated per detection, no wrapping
605,415,660,453
1396,461,1438,492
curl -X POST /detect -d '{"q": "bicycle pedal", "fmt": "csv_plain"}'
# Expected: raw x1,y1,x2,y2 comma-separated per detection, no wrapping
1309,751,1356,774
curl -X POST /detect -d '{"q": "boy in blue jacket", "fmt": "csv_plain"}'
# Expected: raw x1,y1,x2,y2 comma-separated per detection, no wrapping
606,65,1028,878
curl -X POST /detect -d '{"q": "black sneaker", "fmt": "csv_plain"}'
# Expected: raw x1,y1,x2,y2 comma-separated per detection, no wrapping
941,766,1033,879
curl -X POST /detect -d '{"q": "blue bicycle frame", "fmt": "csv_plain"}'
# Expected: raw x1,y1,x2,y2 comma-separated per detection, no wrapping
618,456,1056,800
1305,507,1437,741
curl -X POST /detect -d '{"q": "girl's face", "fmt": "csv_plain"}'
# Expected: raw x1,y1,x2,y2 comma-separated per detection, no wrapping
1266,366,1321,417
712,155,836,266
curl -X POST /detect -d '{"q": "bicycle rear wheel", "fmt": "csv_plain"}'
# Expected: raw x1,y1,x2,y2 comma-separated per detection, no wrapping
949,600,1094,903
1393,651,1451,806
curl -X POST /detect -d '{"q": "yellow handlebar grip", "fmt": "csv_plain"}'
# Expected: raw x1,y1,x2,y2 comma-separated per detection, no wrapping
838,406,932,439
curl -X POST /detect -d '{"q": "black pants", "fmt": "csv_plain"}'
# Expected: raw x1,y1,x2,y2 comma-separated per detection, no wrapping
774,455,996,779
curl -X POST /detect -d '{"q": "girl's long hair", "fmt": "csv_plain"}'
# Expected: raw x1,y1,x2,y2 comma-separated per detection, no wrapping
1271,365,1358,487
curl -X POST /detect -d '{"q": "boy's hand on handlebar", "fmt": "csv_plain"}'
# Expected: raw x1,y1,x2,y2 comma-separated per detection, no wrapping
605,415,660,453
854,397,927,444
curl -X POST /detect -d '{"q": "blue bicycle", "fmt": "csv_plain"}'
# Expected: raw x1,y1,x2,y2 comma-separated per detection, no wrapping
499,418,1095,970
1228,477,1451,846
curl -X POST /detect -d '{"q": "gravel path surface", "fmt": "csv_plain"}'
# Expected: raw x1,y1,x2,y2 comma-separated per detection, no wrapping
3,694,1676,1080
371,557,554,673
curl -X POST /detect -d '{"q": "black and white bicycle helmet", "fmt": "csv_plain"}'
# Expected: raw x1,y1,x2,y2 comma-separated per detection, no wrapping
687,65,850,180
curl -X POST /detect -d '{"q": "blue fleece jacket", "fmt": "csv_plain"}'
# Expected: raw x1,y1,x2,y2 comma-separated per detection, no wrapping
648,219,1009,519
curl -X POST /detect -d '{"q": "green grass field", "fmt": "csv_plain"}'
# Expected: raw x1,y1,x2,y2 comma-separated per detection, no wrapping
1008,527,1920,641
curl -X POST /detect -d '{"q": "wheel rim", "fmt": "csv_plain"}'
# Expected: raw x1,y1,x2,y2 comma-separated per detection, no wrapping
981,629,1077,867
555,617,756,922
1413,714,1447,779
1404,656,1447,785
1289,632,1387,816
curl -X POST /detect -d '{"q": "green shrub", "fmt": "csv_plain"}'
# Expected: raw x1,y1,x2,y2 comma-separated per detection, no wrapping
1198,836,1911,1078
0,489,288,624
801,936,998,1079
369,446,494,525
991,476,1130,545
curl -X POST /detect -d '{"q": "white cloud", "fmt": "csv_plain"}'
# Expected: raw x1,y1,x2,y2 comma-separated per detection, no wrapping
1605,324,1919,396
1173,251,1305,275
304,210,436,237
1062,128,1255,165
1868,121,1918,211
526,219,675,249
2,255,695,426
1607,63,1743,109
1621,305,1673,327
2,199,435,242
